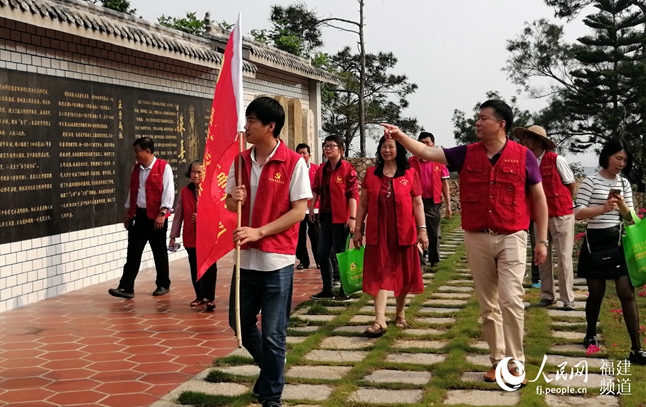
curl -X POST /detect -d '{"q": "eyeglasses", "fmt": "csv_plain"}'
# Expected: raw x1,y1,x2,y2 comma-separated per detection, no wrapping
323,144,338,150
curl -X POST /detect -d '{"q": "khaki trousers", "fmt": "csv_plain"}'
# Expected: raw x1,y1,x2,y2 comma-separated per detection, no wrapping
464,230,527,365
535,214,575,304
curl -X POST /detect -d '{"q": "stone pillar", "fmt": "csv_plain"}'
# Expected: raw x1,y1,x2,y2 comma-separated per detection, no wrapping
274,95,289,146
302,109,316,163
288,98,302,150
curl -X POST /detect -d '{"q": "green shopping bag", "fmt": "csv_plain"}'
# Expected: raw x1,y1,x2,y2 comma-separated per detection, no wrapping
622,210,646,287
336,236,364,294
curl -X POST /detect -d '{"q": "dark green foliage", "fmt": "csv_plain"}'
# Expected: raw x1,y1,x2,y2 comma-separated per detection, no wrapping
322,47,420,156
88,0,136,15
158,12,207,37
250,4,323,58
451,91,533,145
505,0,646,191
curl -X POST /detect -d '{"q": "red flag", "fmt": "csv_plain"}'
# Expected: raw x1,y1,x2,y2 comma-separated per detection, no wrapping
197,14,244,279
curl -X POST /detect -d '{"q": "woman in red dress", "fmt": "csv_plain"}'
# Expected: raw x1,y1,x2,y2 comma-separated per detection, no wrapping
353,137,428,337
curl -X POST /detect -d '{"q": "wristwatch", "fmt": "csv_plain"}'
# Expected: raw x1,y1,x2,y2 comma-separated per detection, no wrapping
538,239,549,247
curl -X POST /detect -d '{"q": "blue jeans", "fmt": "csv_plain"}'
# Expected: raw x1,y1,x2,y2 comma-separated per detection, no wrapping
228,264,294,404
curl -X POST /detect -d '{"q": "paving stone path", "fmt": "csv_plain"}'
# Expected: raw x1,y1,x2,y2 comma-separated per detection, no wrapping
151,230,623,407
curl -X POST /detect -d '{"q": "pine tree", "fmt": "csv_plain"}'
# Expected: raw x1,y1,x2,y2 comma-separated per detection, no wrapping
564,0,646,188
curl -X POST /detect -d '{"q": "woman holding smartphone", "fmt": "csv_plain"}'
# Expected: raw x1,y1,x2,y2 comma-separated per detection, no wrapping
574,139,646,364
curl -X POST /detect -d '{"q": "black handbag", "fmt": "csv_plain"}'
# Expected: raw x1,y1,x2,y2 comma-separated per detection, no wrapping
586,227,623,270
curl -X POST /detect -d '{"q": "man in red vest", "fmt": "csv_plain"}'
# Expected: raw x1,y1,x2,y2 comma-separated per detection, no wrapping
409,132,452,270
382,99,548,386
514,125,576,310
225,97,311,407
295,143,320,270
109,137,174,299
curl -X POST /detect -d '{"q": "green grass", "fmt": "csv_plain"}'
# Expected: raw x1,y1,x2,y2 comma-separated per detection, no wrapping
177,214,646,406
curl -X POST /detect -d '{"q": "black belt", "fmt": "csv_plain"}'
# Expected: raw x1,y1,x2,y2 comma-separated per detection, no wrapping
479,229,499,234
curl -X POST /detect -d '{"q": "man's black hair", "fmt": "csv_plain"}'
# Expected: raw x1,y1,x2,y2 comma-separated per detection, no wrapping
296,143,310,153
480,100,514,133
133,137,154,153
418,132,435,143
245,97,285,137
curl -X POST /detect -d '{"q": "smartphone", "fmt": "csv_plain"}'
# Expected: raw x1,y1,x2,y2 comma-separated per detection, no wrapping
608,188,621,198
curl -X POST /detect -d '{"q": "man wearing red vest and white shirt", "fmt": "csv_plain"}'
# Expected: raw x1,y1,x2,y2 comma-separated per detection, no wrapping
514,125,576,310
109,137,174,299
383,99,548,386
225,97,311,407
409,131,452,269
295,143,320,270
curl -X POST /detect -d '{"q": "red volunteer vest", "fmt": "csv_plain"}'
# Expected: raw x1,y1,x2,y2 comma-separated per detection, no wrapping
128,158,168,220
460,141,530,234
313,160,357,223
363,167,418,246
409,156,443,203
540,151,573,217
237,142,301,254
308,162,320,210
180,186,197,248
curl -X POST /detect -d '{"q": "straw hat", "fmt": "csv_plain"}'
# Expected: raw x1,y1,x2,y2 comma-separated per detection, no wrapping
512,125,556,151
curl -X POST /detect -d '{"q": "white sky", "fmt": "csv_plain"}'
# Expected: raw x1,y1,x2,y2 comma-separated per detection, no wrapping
134,0,596,166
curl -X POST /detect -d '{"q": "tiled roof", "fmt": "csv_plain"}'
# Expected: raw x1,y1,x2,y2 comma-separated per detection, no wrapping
0,0,336,81
0,0,231,64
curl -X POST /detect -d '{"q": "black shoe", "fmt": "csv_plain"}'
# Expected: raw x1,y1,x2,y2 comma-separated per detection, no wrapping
629,350,646,365
261,402,281,407
316,263,320,269
296,264,308,270
108,288,134,299
583,334,599,348
152,287,169,296
252,378,260,399
537,298,556,307
333,294,352,302
310,290,334,300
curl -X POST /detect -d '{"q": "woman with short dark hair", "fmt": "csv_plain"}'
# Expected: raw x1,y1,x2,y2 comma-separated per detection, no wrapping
574,139,645,363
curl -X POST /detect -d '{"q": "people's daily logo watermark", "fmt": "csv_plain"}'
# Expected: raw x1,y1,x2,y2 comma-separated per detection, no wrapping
495,357,526,391
493,355,631,395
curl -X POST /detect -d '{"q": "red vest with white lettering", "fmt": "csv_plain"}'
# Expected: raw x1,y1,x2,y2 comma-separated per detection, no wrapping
128,158,167,220
409,156,443,204
363,166,418,246
180,186,197,248
313,160,358,223
460,141,530,234
238,142,301,254
540,151,573,217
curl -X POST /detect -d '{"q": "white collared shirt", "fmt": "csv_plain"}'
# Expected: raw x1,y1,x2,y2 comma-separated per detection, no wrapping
226,140,312,271
125,156,175,210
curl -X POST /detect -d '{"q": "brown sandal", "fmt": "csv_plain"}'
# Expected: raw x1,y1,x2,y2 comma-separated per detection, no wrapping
364,322,387,338
395,317,409,329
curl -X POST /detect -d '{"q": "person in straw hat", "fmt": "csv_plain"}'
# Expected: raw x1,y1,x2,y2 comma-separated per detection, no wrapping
513,125,576,311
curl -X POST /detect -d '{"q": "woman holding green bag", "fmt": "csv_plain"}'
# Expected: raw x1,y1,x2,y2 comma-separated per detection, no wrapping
574,139,646,364
353,137,428,338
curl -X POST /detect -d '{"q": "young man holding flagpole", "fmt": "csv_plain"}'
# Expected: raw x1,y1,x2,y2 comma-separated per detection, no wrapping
225,97,311,407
